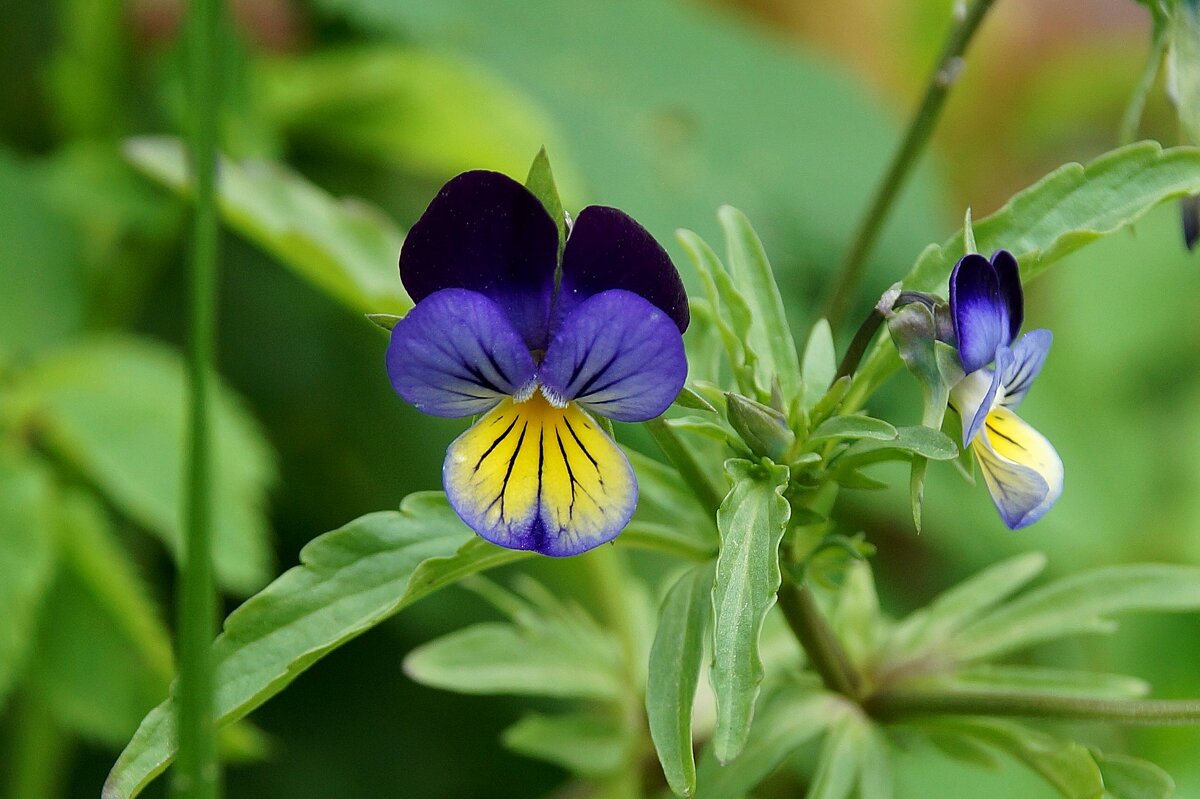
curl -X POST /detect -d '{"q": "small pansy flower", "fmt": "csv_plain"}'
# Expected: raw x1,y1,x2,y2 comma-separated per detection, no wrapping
948,250,1063,529
386,171,689,556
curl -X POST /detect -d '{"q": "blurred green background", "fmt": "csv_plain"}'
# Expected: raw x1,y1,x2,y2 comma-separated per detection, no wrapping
2,0,1198,797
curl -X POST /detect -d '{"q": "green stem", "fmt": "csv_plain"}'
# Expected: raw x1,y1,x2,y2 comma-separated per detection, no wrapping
644,417,724,517
823,0,1000,327
175,0,222,796
834,308,888,383
1119,25,1167,146
777,580,861,699
866,690,1200,725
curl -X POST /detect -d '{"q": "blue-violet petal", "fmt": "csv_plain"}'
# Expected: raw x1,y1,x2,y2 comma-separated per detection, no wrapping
999,329,1051,408
990,249,1024,343
950,252,1011,373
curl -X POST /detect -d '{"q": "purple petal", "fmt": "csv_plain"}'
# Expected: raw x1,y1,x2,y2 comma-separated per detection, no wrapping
386,289,536,418
554,206,689,336
999,329,1051,408
950,253,1011,373
398,171,558,350
538,290,687,422
990,250,1024,342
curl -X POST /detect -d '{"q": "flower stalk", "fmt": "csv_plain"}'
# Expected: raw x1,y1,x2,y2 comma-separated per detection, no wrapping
866,689,1200,725
777,579,862,699
823,0,1000,327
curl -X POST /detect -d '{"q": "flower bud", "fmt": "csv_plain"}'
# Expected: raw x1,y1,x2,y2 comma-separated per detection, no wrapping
725,392,796,462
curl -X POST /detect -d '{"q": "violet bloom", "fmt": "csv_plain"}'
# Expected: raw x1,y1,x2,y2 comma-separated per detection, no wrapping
948,250,1063,529
386,171,689,556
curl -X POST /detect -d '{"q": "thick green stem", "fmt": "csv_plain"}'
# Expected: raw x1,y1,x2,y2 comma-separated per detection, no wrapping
644,417,724,517
823,0,1000,327
867,690,1200,725
777,581,861,699
1119,26,1167,146
175,0,222,796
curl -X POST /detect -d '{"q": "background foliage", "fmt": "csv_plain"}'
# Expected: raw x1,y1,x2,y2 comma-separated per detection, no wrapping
1,0,1197,797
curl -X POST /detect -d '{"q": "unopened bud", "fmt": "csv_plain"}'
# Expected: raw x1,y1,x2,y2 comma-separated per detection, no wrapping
725,392,796,462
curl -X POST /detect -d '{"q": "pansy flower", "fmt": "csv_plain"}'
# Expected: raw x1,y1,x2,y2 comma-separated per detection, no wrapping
948,250,1063,529
386,171,689,556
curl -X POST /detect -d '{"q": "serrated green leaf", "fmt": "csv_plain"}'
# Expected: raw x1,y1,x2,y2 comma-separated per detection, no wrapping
27,336,275,594
124,136,408,316
837,426,958,466
1092,750,1175,799
905,142,1200,294
525,146,567,253
884,552,1048,660
910,665,1150,701
951,563,1200,663
801,319,836,409
502,711,630,776
808,415,898,443
104,494,525,799
647,562,715,797
695,688,843,799
935,719,1104,799
404,620,622,700
710,459,791,763
719,207,802,400
0,449,58,711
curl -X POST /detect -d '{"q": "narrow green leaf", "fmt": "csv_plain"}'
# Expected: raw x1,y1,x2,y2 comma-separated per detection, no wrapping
884,552,1048,660
647,562,716,797
620,522,718,562
0,449,58,711
27,336,276,594
808,714,864,799
502,712,630,777
906,142,1200,293
710,459,791,763
404,620,622,700
911,665,1150,701
951,563,1200,663
695,688,843,799
674,386,718,413
124,136,409,316
808,415,898,442
935,719,1104,799
719,206,802,399
1092,750,1175,799
837,426,958,465
104,494,525,799
829,560,881,670
801,320,836,409
525,146,567,253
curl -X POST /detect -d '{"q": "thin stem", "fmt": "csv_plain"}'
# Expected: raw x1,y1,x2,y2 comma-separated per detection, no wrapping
833,308,887,383
644,417,725,517
1119,25,1167,146
175,0,222,796
823,0,1000,327
867,689,1200,726
777,580,862,699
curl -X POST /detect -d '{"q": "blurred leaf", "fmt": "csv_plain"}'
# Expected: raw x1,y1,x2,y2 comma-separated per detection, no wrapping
0,449,58,711
950,563,1200,662
258,46,581,197
626,448,717,540
837,426,958,466
0,149,84,362
1167,1,1200,143
808,415,898,443
27,489,174,745
525,147,568,254
124,136,409,316
911,665,1150,701
859,725,894,799
502,711,629,776
829,559,881,670
695,688,843,799
906,143,1200,293
104,495,525,799
1092,750,1175,799
884,552,1048,660
719,207,802,400
647,562,715,797
27,336,275,594
710,459,790,763
933,719,1104,799
809,713,865,799
801,320,836,410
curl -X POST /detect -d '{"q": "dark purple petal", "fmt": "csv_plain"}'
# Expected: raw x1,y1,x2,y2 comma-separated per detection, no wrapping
555,206,689,336
998,329,1051,408
386,289,536,418
538,290,687,422
950,253,1010,373
990,250,1024,342
398,171,558,350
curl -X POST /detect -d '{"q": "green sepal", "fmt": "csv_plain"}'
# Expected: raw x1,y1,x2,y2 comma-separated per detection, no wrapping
725,392,796,462
674,385,718,413
525,146,567,256
366,312,402,331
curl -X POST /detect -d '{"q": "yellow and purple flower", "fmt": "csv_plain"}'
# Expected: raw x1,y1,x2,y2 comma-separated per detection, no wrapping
948,250,1063,529
386,171,689,556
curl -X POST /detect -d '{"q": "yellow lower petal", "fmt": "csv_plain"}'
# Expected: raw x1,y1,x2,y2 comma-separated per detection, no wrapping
443,393,636,556
973,406,1063,529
